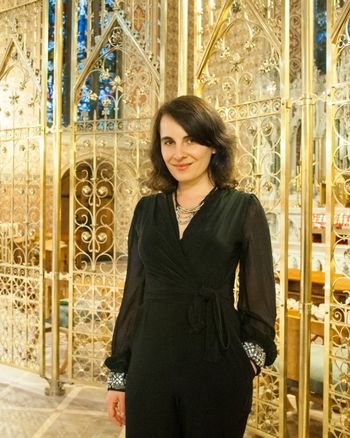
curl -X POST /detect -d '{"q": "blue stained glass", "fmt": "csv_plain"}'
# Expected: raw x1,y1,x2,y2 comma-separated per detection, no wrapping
315,0,326,74
106,51,116,61
316,31,326,42
77,0,88,62
47,0,56,124
78,61,85,72
48,0,68,125
48,1,123,123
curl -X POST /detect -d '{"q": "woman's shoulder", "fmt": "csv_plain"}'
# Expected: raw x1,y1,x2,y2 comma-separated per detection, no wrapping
138,192,165,205
220,188,264,215
223,187,261,202
221,187,253,203
133,192,166,212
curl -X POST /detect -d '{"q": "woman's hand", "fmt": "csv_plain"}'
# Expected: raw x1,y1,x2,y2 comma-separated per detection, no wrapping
107,390,126,427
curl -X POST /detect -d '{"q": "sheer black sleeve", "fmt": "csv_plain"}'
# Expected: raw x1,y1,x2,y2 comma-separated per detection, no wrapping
238,194,277,366
104,198,145,374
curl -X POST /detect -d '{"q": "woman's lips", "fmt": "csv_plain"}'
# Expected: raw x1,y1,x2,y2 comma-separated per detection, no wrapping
173,163,191,171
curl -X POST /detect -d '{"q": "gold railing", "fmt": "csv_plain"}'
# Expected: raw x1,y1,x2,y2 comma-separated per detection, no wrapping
66,0,161,390
0,1,349,436
0,0,44,376
194,1,284,435
324,1,350,436
192,0,349,437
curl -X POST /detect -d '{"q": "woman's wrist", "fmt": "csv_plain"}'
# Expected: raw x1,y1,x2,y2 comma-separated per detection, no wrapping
107,371,127,391
242,341,266,368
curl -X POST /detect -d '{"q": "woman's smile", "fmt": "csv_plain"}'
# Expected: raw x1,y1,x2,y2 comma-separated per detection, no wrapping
173,163,192,171
160,113,215,186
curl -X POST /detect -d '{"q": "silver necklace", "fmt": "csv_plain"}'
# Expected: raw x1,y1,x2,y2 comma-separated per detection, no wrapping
174,192,205,226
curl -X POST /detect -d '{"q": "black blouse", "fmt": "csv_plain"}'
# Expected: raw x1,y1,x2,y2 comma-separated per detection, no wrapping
105,188,277,373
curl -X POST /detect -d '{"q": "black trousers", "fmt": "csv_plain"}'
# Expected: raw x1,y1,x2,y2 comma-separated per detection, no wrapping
124,301,254,438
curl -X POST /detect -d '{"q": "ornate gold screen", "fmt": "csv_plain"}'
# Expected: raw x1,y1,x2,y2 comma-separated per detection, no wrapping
324,2,350,435
193,0,349,437
0,1,350,437
67,1,160,384
195,1,284,435
0,0,44,374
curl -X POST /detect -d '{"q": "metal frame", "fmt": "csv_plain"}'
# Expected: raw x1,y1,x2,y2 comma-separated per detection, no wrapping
298,0,314,435
47,0,65,396
1,3,349,437
193,2,286,434
278,0,290,435
178,0,188,95
324,2,350,437
39,0,49,379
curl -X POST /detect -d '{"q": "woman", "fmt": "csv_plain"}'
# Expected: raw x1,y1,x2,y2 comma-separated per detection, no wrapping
105,95,277,438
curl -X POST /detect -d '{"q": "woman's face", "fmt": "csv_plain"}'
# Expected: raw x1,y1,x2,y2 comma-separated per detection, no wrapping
160,114,215,186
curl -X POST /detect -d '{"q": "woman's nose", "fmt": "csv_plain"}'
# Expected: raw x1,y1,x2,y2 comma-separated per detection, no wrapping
173,143,186,159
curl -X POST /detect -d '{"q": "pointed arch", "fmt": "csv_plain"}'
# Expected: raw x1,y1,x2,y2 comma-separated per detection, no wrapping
0,36,41,92
74,10,159,99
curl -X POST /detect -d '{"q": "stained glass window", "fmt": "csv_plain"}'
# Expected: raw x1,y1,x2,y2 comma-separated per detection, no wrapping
48,0,69,125
48,0,120,124
77,0,87,67
315,0,327,74
47,0,56,125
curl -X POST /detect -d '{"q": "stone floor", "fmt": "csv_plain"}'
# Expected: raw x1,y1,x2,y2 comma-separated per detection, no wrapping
0,364,124,438
0,364,323,437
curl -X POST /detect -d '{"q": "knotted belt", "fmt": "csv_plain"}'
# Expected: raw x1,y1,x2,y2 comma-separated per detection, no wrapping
145,284,233,363
188,285,232,362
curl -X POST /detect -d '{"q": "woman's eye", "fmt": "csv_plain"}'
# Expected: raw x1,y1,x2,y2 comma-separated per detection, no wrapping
186,138,194,144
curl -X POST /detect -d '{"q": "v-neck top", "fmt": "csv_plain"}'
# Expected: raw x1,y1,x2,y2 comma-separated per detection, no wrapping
105,188,277,373
168,187,218,241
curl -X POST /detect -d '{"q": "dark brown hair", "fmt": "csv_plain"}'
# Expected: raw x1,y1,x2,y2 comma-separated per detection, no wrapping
148,95,236,193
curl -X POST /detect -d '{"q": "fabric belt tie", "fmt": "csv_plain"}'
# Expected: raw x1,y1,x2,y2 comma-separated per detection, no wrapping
188,286,231,363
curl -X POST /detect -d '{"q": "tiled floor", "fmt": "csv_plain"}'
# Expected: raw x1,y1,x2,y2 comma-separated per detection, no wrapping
0,364,124,438
0,364,323,437
281,400,323,438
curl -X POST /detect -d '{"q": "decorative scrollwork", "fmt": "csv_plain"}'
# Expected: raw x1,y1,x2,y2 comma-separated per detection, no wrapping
0,4,42,371
69,0,159,384
196,1,284,435
327,13,350,437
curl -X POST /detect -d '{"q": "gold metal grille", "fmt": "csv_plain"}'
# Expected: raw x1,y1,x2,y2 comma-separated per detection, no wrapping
67,1,160,384
324,2,350,436
0,0,44,374
194,1,284,435
0,2,349,437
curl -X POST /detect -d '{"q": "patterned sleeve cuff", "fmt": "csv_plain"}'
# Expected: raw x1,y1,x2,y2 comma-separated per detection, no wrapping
242,341,266,368
107,371,127,391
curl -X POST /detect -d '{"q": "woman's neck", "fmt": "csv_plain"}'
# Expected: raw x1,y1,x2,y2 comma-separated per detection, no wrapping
176,178,215,208
177,177,214,195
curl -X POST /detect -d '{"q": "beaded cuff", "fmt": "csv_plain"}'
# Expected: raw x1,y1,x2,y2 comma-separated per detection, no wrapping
242,341,266,368
107,371,127,391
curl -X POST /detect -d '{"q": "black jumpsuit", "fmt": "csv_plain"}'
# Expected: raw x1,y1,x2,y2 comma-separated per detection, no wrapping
105,188,277,438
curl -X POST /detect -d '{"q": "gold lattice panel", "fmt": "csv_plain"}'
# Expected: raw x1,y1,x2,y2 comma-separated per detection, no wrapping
327,5,350,436
0,1,43,373
0,266,41,369
68,1,159,384
195,1,283,436
0,132,42,371
0,1,42,81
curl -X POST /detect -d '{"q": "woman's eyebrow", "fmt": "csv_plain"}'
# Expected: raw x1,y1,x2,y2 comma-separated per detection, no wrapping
160,135,191,142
